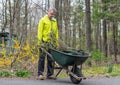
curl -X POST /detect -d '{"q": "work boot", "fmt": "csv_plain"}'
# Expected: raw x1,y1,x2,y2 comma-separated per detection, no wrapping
47,75,56,80
37,75,45,80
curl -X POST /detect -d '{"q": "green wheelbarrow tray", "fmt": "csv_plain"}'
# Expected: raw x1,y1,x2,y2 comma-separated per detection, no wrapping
50,48,90,67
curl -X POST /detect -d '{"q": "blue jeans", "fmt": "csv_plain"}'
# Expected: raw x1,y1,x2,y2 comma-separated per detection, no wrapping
38,48,53,76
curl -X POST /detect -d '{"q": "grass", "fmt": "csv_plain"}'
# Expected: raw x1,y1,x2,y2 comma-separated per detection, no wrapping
109,64,120,77
56,64,120,78
0,64,120,78
82,64,120,78
0,70,31,78
15,70,31,78
0,71,12,77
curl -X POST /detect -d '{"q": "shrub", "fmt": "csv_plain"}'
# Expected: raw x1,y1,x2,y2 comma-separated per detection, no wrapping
15,70,31,77
91,50,105,65
0,71,11,77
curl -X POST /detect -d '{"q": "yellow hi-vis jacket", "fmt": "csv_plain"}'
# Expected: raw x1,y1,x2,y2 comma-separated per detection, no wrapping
37,15,58,47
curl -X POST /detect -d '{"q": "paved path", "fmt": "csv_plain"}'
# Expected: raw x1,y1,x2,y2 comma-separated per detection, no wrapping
0,77,120,85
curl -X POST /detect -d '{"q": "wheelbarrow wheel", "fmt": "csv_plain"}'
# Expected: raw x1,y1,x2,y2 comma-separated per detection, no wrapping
69,67,82,84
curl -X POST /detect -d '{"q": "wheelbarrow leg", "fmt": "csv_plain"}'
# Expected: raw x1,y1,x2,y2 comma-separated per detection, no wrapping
54,67,63,78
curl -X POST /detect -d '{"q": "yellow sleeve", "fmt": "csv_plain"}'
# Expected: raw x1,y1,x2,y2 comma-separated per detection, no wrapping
38,19,44,46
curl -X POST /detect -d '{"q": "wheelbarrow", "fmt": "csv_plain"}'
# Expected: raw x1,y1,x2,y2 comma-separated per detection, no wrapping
41,48,90,84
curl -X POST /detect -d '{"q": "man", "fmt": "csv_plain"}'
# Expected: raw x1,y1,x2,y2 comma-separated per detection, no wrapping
37,8,58,80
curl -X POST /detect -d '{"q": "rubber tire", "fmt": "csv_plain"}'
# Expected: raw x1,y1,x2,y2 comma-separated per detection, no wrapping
70,67,82,84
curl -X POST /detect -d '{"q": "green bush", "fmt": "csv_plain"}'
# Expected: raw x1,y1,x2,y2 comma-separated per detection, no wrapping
0,71,11,77
110,72,120,76
91,50,104,63
15,70,31,77
107,64,114,73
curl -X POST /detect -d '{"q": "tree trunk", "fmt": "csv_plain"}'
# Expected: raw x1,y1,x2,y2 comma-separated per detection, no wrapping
63,0,70,46
113,20,118,62
103,19,108,57
85,0,92,52
2,0,7,32
55,0,63,39
15,0,21,36
102,0,108,57
23,0,28,38
73,15,76,48
8,0,14,35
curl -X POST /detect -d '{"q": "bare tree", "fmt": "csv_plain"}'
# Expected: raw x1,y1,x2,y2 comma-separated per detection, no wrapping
112,20,118,62
1,0,7,32
8,0,14,35
85,0,92,52
55,0,63,39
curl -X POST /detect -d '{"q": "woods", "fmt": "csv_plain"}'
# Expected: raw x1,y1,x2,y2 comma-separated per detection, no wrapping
0,0,120,77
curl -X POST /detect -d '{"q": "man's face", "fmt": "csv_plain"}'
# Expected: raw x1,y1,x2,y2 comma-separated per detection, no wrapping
48,10,55,18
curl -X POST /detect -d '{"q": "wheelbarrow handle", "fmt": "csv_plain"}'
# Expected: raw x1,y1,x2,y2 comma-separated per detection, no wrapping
40,47,54,61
